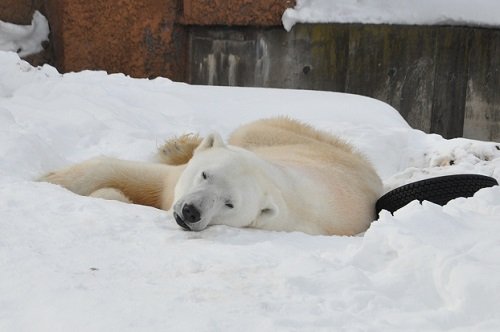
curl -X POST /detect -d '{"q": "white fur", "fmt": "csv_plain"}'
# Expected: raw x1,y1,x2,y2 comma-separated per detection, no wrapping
41,118,382,236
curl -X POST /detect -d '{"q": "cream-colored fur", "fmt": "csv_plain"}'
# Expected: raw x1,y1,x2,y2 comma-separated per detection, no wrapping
41,117,382,236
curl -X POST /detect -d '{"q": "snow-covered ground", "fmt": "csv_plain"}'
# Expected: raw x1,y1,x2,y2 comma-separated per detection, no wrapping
283,0,500,31
1,51,500,331
0,11,49,57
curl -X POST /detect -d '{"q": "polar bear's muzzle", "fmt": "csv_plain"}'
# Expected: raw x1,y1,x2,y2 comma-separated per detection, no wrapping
173,203,201,231
173,190,217,231
173,210,191,230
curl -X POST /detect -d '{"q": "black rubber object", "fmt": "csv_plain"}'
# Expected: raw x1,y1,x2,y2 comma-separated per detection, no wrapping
376,174,498,215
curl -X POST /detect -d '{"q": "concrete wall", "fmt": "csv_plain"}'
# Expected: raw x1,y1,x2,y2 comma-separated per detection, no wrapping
188,24,500,141
0,0,292,80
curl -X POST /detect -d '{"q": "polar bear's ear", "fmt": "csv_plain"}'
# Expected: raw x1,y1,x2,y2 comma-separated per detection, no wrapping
195,132,226,153
260,196,279,220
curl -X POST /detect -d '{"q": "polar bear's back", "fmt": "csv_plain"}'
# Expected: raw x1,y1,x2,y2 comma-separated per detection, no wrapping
229,117,378,182
229,117,353,152
229,117,383,235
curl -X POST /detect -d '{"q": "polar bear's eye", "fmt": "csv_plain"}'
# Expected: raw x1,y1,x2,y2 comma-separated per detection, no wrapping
225,201,234,209
201,171,208,180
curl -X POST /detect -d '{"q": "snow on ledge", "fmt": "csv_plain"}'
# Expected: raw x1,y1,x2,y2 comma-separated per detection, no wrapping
0,11,49,57
282,0,500,31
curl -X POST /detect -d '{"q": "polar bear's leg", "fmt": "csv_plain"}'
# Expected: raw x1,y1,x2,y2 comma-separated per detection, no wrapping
158,133,202,165
41,157,185,209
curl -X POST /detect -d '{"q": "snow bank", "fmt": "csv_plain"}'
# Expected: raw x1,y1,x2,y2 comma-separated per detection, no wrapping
1,52,500,331
283,0,500,31
0,11,49,57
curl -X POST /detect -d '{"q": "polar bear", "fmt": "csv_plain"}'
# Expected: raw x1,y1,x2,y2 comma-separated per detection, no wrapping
41,117,382,235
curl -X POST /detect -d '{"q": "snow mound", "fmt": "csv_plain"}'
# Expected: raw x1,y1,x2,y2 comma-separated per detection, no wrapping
283,0,500,31
0,11,49,57
1,52,500,331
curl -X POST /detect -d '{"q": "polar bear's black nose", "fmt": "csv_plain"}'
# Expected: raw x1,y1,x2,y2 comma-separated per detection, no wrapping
182,204,201,223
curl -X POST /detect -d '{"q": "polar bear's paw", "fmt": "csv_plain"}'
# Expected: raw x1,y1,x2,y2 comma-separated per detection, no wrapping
39,157,108,195
90,187,132,203
158,133,202,165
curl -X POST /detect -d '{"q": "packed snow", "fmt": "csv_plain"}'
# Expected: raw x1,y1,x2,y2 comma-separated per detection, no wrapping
1,51,499,331
0,11,49,57
282,0,500,31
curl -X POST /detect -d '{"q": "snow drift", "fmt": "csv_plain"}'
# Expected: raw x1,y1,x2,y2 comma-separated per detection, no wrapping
1,52,500,331
283,0,500,31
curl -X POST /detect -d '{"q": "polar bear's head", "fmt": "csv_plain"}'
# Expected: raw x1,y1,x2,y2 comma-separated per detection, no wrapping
172,133,278,231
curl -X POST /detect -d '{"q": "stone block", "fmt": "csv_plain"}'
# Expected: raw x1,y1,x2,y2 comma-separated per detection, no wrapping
44,0,186,80
181,0,295,26
0,0,38,25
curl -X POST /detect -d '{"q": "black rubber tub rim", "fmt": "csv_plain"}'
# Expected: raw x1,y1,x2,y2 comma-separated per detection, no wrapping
376,174,498,215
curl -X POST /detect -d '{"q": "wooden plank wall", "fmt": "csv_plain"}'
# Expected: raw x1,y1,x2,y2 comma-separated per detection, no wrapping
188,24,500,141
